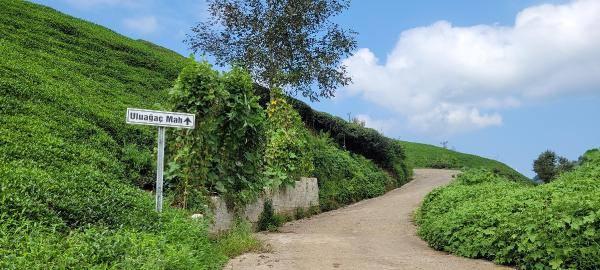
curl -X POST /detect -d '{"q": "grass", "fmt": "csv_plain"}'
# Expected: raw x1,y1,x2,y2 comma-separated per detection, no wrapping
398,140,527,181
215,220,264,258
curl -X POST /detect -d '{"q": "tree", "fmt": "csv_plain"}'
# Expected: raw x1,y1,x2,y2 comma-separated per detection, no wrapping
533,150,557,182
440,141,449,149
187,0,357,101
556,156,576,175
533,150,575,183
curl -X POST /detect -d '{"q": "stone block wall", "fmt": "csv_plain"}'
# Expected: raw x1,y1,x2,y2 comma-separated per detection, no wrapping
209,177,318,232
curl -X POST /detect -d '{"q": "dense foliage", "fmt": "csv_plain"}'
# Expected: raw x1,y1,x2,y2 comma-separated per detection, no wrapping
251,87,411,182
263,89,314,187
167,61,316,207
0,1,253,268
310,133,398,211
167,59,267,206
398,140,527,181
417,149,600,269
188,0,357,100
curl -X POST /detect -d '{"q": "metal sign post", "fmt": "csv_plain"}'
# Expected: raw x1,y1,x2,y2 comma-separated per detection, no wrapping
125,108,195,212
155,126,165,212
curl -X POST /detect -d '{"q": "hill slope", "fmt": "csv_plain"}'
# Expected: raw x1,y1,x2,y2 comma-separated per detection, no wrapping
417,149,600,269
0,1,231,268
398,141,526,181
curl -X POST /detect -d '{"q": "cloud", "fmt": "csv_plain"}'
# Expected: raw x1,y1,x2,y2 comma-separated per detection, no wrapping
344,0,600,135
123,16,158,35
354,114,396,135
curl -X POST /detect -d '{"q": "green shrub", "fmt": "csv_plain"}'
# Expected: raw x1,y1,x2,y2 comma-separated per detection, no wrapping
310,133,397,211
264,88,314,188
417,159,600,269
253,85,410,183
257,200,284,232
579,148,600,165
167,59,267,206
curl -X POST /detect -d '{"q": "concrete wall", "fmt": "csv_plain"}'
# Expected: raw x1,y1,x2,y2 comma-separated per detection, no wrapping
209,177,319,232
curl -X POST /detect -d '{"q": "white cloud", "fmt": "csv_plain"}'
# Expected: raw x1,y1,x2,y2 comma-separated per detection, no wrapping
354,114,396,135
123,16,158,35
344,0,600,135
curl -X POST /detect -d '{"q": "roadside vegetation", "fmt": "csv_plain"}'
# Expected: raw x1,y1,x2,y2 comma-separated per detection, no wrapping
416,149,600,269
165,59,410,212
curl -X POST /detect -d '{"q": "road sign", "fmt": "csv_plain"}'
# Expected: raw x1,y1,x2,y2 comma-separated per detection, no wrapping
126,108,195,213
126,108,195,129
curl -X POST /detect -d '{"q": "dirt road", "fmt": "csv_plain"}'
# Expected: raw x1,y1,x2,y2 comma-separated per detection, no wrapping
225,169,510,270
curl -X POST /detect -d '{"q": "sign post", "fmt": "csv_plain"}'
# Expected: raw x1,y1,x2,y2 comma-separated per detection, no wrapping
125,108,195,212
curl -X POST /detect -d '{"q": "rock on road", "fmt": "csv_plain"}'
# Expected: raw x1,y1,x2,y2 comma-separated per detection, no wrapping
225,169,511,270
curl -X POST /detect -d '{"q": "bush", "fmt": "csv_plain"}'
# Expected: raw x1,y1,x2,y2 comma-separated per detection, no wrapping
253,84,410,183
264,88,314,188
579,148,600,165
310,133,397,211
167,60,267,206
257,200,284,232
417,158,600,270
0,211,228,269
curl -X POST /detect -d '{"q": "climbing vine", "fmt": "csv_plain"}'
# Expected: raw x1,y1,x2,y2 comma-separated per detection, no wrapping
263,88,314,188
166,58,266,207
166,59,315,208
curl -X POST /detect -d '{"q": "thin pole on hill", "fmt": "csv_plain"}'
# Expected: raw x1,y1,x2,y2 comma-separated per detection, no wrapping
156,127,165,212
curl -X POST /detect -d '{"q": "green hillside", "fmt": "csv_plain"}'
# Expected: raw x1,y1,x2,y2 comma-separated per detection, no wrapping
417,149,600,269
0,1,407,267
0,1,231,268
398,141,527,181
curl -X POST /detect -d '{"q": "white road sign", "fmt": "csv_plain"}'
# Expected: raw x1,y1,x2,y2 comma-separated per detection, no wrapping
126,107,195,212
126,108,195,129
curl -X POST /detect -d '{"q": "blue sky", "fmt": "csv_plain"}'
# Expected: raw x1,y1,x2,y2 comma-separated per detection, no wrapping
31,0,599,177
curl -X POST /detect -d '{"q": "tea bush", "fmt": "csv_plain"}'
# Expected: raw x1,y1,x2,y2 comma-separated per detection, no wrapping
0,1,254,268
310,133,397,211
417,151,600,269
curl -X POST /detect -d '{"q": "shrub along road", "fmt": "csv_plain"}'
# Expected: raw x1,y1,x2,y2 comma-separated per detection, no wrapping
226,169,510,270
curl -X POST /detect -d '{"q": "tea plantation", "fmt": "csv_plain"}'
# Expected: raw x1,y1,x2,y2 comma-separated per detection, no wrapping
398,140,527,181
417,149,600,269
0,0,245,268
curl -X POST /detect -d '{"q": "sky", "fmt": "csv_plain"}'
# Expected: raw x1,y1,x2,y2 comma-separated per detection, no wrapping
30,0,600,177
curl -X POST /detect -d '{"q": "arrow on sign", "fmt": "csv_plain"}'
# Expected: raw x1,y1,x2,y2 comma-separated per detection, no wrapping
184,117,192,125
